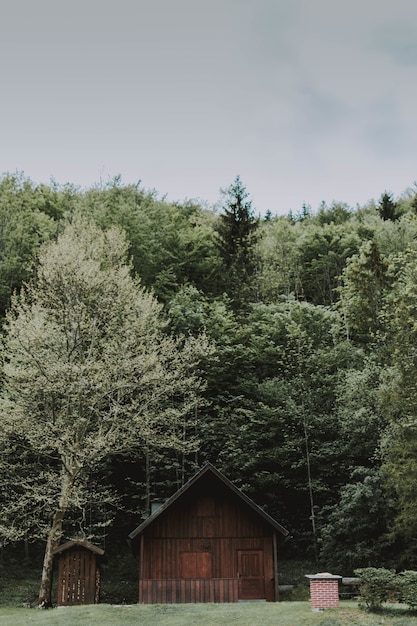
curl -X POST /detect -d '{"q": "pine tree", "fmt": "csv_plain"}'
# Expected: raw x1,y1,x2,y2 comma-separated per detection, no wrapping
378,191,399,221
216,175,259,309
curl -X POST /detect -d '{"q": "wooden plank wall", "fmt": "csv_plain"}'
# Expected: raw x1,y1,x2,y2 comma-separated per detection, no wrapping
138,489,277,603
143,536,273,579
57,549,98,606
139,578,239,604
147,495,268,540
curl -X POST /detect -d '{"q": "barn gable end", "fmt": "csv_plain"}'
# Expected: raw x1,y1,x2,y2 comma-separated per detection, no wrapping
128,463,289,603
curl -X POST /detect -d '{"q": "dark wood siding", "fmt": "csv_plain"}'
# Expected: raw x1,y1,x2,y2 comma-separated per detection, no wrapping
129,465,289,604
142,536,273,580
146,494,269,538
57,548,100,606
139,492,275,602
139,578,239,603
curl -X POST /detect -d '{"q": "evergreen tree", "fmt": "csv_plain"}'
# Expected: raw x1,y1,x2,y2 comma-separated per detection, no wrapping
216,175,259,309
378,191,399,221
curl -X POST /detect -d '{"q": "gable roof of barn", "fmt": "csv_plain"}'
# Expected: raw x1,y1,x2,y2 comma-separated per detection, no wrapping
128,462,289,541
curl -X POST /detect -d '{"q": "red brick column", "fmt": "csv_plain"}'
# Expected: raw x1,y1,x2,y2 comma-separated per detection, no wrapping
305,573,342,610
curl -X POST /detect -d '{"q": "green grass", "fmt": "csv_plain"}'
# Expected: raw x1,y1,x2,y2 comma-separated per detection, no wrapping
1,552,417,625
1,602,417,626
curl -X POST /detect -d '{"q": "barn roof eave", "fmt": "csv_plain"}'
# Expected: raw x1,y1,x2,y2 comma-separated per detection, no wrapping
128,462,289,542
52,538,105,556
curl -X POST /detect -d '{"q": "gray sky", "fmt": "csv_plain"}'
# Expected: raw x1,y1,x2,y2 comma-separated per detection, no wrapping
1,0,417,214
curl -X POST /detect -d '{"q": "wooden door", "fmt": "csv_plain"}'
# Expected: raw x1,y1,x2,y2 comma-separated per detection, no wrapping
237,550,265,600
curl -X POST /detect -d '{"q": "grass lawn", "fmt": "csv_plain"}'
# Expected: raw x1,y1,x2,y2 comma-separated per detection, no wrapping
1,554,416,625
1,602,417,626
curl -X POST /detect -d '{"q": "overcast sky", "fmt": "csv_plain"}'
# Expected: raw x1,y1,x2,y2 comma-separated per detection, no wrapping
1,0,416,215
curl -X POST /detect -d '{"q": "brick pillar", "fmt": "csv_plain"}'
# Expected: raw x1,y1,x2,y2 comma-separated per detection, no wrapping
305,573,342,610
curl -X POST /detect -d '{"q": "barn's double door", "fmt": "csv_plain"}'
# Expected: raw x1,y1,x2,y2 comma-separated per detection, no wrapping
237,549,265,600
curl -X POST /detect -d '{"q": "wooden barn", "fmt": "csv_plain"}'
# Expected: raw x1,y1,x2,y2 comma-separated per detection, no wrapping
128,463,289,604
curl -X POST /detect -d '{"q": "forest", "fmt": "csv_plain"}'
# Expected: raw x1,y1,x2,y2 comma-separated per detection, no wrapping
1,171,417,603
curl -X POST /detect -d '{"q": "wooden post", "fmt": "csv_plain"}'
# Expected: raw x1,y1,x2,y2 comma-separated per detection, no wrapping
138,534,144,603
272,532,279,602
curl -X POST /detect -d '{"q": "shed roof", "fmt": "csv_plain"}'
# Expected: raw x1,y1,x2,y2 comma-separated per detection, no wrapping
128,462,289,541
52,539,105,556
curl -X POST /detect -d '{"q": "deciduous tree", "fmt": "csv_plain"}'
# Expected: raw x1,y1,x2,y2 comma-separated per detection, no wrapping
0,217,207,606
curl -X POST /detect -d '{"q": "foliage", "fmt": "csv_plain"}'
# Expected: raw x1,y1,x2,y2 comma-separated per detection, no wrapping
339,240,390,346
379,249,417,543
192,298,360,557
318,468,396,573
81,178,222,302
398,571,417,611
296,221,361,306
257,217,303,301
373,213,417,259
335,361,386,469
3,172,417,575
354,567,398,610
355,567,417,613
258,215,361,306
378,191,399,222
0,216,208,603
0,173,58,320
215,175,259,309
315,202,353,226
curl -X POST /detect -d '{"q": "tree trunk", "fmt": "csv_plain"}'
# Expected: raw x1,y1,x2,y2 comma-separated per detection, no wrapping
38,509,63,607
38,465,74,607
303,409,318,565
24,538,31,564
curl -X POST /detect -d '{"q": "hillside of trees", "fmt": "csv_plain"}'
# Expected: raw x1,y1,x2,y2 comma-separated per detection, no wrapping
1,171,417,597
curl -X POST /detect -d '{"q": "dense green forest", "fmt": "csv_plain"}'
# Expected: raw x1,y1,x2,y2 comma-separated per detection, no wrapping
1,171,417,600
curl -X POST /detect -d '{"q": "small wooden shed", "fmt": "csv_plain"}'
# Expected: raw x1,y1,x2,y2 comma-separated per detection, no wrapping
128,463,289,603
52,539,104,606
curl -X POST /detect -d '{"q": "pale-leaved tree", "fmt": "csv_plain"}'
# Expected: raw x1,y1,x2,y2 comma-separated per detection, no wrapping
0,217,208,605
